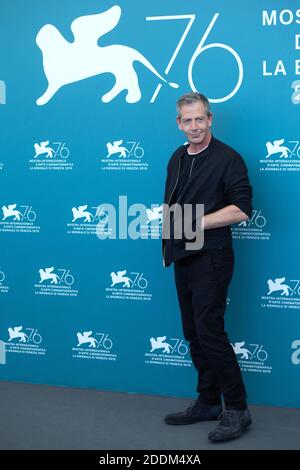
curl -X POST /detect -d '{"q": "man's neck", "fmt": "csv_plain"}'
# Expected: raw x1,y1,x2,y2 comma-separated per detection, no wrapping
188,134,212,154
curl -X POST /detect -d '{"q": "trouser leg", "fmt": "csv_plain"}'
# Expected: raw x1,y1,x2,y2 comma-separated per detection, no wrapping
175,265,222,405
175,248,247,410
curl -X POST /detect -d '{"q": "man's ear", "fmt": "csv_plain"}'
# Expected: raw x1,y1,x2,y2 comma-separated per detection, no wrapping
176,116,182,131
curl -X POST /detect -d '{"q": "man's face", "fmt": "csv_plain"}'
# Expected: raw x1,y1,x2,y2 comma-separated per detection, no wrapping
176,101,212,147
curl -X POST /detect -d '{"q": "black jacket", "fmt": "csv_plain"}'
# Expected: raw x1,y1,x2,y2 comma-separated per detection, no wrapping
162,136,253,267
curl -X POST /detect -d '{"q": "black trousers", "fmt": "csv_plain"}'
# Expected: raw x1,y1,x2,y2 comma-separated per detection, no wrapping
174,247,247,410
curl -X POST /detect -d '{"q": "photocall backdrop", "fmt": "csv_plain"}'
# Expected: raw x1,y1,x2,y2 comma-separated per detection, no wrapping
0,0,300,407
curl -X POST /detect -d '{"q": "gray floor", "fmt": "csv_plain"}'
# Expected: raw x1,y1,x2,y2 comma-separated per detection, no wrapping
0,380,299,450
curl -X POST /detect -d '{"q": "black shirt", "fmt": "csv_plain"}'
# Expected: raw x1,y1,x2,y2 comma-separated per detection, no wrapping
172,145,209,203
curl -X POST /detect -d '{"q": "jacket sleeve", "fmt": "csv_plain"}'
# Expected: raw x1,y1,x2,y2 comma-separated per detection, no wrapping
164,158,173,204
223,154,253,219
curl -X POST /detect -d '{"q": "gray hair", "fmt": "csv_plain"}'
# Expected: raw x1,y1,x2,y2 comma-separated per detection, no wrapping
176,92,211,117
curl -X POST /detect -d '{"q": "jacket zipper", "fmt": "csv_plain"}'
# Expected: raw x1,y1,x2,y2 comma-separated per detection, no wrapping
164,157,196,265
173,157,195,213
163,157,182,266
189,158,195,178
166,157,182,208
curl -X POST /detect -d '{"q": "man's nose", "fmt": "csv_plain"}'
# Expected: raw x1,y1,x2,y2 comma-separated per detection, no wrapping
190,120,200,130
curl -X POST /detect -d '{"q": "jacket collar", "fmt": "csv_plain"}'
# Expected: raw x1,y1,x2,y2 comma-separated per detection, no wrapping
175,135,216,162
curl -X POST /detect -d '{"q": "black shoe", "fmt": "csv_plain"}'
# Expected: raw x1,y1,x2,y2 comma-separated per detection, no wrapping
208,408,252,442
165,399,222,425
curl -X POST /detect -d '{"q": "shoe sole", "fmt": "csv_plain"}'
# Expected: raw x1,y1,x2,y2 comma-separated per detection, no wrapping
165,416,220,426
208,419,252,442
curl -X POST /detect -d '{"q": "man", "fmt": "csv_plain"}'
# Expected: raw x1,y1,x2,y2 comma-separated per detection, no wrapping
162,92,253,442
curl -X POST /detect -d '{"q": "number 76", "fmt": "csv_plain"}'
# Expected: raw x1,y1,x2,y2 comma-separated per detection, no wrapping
146,13,243,103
